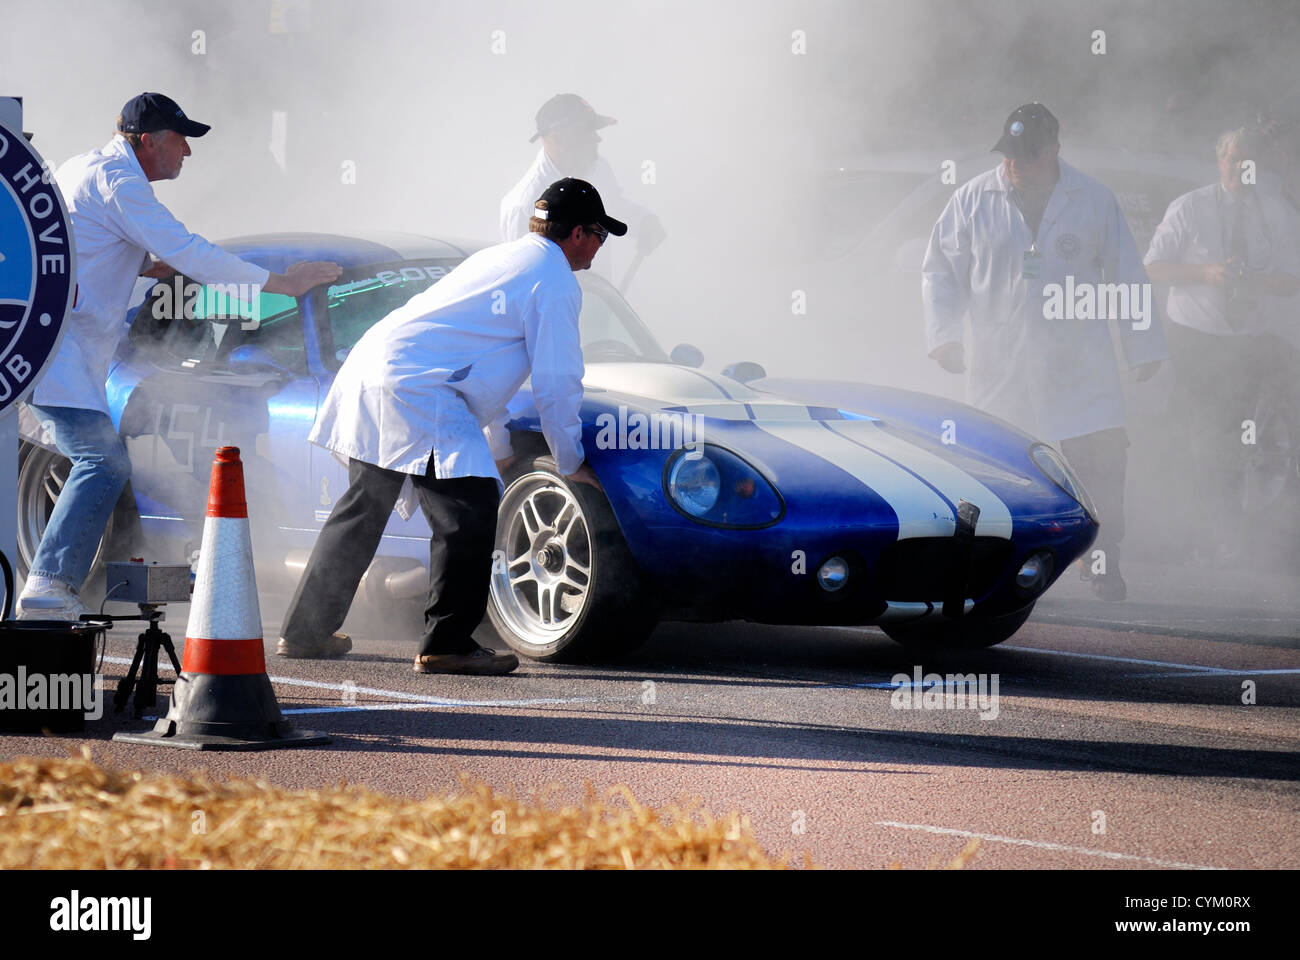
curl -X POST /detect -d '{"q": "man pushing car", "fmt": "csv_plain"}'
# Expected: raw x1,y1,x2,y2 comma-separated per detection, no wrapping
18,92,340,620
277,178,625,675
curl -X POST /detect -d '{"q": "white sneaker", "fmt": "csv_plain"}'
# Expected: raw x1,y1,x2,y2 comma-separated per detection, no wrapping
16,576,94,621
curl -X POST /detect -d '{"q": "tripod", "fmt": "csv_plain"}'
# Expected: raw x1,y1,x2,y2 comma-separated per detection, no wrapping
100,603,183,716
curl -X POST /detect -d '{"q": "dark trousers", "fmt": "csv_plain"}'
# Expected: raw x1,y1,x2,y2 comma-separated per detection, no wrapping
1163,322,1294,548
1060,426,1128,569
280,458,499,656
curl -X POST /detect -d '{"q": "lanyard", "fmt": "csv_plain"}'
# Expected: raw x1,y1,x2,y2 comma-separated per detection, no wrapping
1215,184,1273,263
1009,184,1053,251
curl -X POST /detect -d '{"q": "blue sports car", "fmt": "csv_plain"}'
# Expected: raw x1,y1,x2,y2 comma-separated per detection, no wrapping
16,232,1097,661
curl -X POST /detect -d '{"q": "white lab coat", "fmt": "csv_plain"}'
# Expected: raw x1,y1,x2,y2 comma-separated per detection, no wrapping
499,148,644,243
311,233,585,482
922,159,1168,442
32,136,269,414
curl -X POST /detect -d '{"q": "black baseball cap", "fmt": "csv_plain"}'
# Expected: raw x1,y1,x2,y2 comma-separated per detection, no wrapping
529,94,616,143
533,178,627,236
992,103,1059,158
117,93,211,138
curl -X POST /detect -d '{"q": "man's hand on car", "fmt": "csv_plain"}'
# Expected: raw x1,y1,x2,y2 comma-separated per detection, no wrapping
264,260,343,297
140,259,176,280
566,462,603,490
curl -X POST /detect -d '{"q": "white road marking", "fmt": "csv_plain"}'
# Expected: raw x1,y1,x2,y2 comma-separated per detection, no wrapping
281,698,614,715
998,645,1262,675
101,655,611,711
821,634,1295,681
873,820,1221,870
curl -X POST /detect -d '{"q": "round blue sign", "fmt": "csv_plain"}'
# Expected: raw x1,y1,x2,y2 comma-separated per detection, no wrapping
0,122,75,416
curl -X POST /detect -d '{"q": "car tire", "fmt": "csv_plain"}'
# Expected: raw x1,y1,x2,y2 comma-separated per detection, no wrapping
16,440,137,601
880,602,1035,651
486,455,657,663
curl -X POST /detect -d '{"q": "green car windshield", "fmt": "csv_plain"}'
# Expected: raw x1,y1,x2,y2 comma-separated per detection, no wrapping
324,260,668,368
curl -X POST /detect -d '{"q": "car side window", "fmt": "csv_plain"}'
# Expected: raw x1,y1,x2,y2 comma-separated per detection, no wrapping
325,261,460,365
576,274,669,362
132,276,303,371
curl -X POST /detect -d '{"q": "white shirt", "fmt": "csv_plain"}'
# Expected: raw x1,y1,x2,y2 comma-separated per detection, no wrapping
311,233,585,482
921,159,1167,442
33,136,270,414
1144,182,1295,337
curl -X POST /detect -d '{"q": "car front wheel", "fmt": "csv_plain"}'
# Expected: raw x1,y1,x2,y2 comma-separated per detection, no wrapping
486,456,657,663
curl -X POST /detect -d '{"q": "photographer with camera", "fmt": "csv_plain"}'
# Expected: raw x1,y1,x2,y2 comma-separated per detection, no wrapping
1146,125,1300,565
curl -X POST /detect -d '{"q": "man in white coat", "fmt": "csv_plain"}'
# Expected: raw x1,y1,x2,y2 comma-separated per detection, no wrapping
277,178,625,675
921,104,1168,600
499,94,663,283
18,92,340,619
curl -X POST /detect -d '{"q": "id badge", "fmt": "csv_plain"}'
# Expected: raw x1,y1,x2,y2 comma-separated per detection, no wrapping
1022,249,1043,280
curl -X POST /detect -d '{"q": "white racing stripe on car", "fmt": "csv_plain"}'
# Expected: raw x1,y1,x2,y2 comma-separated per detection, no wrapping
825,420,1014,538
754,420,956,539
588,364,1013,541
670,402,753,419
670,401,815,421
584,364,747,405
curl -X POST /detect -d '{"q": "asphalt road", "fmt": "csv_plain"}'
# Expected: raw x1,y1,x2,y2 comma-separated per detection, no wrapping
4,566,1297,871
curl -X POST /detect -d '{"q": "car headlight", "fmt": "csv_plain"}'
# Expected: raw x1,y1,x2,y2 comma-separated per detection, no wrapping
667,455,720,517
664,445,784,528
1029,443,1096,520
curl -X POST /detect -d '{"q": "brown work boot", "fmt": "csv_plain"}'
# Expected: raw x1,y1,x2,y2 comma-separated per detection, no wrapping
413,646,519,675
276,632,352,659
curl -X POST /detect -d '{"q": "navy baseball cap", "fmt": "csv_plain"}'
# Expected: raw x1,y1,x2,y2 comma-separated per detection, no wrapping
117,93,211,138
533,178,627,236
993,103,1059,158
529,94,616,143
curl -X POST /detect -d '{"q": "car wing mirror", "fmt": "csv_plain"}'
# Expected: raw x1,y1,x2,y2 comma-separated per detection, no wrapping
670,343,704,368
722,360,766,384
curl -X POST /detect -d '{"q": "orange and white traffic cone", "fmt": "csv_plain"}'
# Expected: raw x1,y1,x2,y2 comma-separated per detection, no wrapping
115,446,328,750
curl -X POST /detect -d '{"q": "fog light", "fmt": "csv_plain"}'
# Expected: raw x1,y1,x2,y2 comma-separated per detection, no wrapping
1015,552,1054,594
817,556,850,592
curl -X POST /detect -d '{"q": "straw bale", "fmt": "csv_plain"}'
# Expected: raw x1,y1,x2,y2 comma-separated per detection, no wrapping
0,750,791,870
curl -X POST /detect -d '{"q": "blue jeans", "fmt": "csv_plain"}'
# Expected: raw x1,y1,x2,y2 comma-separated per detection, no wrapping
25,404,132,590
